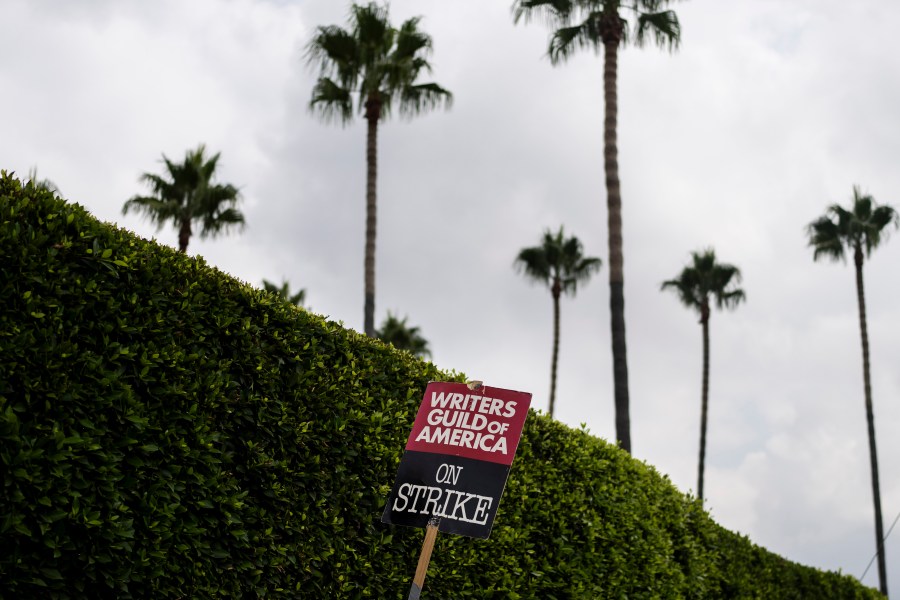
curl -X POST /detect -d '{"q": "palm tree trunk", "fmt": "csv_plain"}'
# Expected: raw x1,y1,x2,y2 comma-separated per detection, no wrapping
178,218,191,253
603,34,630,453
698,308,710,502
364,99,380,337
549,284,561,418
854,246,888,597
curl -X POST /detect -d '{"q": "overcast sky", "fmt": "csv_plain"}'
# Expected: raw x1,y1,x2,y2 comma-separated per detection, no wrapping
3,0,899,591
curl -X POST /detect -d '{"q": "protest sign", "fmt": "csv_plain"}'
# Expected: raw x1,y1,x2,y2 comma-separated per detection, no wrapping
382,381,531,539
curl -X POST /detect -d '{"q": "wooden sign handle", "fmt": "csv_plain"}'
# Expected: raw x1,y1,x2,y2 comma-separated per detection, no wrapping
408,518,440,599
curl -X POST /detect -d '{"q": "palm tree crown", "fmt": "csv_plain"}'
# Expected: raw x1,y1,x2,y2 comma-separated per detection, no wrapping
262,279,306,307
513,0,681,61
307,2,451,338
515,227,601,418
807,185,898,263
307,3,452,124
661,249,745,323
376,312,431,358
123,144,244,253
515,227,602,298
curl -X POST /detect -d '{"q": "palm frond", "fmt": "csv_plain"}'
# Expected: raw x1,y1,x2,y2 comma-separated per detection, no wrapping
200,206,245,238
853,187,873,221
660,276,701,309
561,255,602,295
383,56,432,99
310,77,354,125
306,26,360,85
866,205,899,254
194,146,221,179
807,187,898,261
354,3,394,71
515,247,553,285
121,196,180,230
661,248,745,315
717,288,746,310
353,3,391,44
408,56,434,76
807,216,846,263
549,21,601,63
138,172,178,199
512,0,575,26
398,83,453,118
394,17,432,61
634,10,680,51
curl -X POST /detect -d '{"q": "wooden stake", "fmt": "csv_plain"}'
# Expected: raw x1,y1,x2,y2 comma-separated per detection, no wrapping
408,518,440,599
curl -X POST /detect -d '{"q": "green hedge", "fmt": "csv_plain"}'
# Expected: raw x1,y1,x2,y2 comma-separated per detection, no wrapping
0,172,881,598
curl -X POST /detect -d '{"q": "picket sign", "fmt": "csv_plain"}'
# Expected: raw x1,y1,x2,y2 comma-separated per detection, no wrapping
381,380,532,598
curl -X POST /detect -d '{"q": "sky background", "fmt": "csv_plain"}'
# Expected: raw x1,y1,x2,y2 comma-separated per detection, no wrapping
3,0,899,591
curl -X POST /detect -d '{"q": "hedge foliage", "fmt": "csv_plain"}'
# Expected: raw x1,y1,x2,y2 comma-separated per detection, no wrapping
0,172,882,598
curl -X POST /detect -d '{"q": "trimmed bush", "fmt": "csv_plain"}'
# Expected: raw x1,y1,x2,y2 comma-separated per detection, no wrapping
0,172,882,598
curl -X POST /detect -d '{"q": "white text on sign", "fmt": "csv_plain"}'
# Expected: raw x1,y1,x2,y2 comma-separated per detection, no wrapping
413,391,519,455
391,483,493,526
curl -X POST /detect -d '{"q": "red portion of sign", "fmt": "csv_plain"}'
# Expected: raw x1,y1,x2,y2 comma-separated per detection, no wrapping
405,382,532,466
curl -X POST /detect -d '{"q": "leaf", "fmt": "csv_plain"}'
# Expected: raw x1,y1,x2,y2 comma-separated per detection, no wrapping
40,567,64,580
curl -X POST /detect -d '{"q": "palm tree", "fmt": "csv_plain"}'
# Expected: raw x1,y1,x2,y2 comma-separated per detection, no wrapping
307,3,452,338
262,279,306,307
807,186,898,598
515,227,602,418
513,0,681,453
661,249,745,503
376,312,431,358
26,167,60,196
122,144,244,253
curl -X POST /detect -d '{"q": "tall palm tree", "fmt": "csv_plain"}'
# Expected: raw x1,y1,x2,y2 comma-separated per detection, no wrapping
513,0,681,453
807,186,898,598
661,249,745,502
515,227,602,418
123,145,244,253
307,3,452,338
376,312,431,358
262,279,306,307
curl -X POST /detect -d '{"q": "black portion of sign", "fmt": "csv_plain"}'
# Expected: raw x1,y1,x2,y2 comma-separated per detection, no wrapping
381,451,511,539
